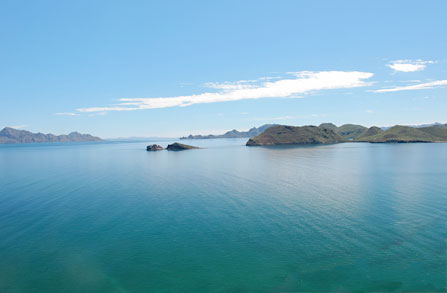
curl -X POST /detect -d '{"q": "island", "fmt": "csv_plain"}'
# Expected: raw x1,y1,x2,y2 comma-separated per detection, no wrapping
0,127,102,144
246,125,346,146
166,142,199,151
246,123,447,146
146,144,164,151
180,124,277,139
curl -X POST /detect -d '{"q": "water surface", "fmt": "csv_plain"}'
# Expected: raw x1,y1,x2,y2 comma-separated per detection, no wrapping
0,139,446,292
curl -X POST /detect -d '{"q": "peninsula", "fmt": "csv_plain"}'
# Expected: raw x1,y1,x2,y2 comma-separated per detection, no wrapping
0,127,102,144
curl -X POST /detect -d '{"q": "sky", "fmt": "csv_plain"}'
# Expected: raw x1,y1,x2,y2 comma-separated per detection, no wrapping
1,0,446,138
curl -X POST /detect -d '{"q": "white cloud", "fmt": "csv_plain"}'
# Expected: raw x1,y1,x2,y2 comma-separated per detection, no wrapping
365,109,374,113
77,71,374,113
373,80,447,93
55,112,79,116
386,59,434,72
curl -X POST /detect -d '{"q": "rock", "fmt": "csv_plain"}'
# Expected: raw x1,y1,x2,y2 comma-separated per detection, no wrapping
146,144,164,151
166,142,199,151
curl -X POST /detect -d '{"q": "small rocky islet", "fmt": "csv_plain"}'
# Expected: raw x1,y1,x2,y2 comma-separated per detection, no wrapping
146,142,199,151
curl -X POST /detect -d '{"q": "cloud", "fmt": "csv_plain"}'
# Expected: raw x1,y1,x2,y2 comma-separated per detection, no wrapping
77,71,374,113
55,112,79,116
365,109,374,113
373,80,447,93
386,59,434,72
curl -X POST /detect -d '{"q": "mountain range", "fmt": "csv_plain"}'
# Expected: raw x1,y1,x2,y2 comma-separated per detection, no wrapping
180,124,278,139
0,127,102,144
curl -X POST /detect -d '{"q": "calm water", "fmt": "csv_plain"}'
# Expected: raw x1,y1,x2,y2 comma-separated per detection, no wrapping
0,139,446,292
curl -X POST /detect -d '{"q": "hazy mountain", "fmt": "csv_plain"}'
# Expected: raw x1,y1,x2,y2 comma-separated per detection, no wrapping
0,127,102,144
180,124,278,139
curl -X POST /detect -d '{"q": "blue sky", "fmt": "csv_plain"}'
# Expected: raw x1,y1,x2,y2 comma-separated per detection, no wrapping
1,0,446,138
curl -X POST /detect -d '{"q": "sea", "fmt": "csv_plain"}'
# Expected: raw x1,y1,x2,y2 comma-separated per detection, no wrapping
0,139,446,292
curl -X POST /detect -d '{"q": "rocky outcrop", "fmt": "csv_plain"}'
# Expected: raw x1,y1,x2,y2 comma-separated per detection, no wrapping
146,144,164,151
166,142,199,151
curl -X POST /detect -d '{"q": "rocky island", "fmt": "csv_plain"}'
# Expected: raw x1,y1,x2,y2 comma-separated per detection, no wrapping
146,144,164,151
0,127,102,144
167,142,199,151
246,125,346,146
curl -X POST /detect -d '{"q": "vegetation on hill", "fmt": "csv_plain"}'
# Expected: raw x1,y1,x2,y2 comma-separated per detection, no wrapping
355,125,447,143
357,126,383,139
319,123,367,139
337,124,368,139
246,125,346,146
246,123,447,146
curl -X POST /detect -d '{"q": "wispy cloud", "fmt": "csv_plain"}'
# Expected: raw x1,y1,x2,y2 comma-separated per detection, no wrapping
77,71,374,113
55,112,79,116
386,59,434,72
373,80,447,93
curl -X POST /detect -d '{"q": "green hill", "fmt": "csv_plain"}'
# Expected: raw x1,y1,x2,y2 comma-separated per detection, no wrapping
355,125,447,143
356,126,383,139
318,123,338,132
337,124,368,139
319,123,367,139
246,125,346,146
417,124,447,140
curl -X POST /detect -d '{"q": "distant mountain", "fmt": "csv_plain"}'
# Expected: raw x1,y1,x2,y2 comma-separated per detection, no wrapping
0,127,102,144
246,125,346,146
355,125,447,143
181,124,278,139
319,123,367,140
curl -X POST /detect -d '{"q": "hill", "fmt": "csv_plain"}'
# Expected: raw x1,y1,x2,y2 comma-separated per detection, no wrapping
181,124,277,139
355,125,447,143
356,126,384,139
0,127,102,144
246,125,346,146
319,123,367,140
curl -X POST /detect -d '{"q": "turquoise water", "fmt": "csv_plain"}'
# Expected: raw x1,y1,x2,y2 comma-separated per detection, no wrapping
0,139,446,292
